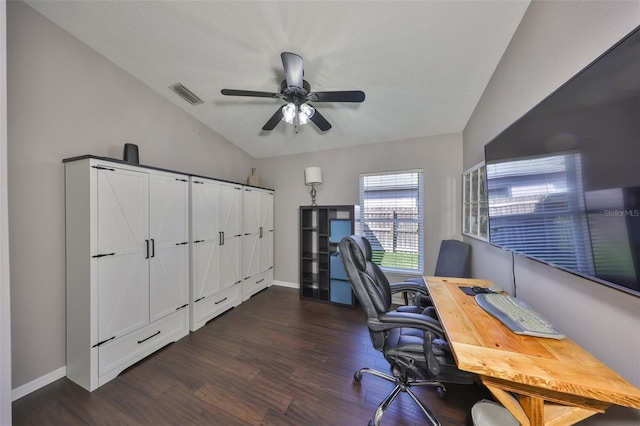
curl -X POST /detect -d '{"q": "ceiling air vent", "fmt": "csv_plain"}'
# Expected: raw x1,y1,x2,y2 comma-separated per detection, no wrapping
170,83,204,105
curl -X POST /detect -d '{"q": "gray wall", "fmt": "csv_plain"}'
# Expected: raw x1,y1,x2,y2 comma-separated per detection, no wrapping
1,1,12,423
464,1,640,424
257,133,463,286
7,1,254,389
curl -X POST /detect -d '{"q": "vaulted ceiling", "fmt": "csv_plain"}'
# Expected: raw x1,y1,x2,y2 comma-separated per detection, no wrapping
25,1,530,158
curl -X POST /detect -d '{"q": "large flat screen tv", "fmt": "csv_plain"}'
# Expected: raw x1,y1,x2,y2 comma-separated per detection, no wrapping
484,25,640,297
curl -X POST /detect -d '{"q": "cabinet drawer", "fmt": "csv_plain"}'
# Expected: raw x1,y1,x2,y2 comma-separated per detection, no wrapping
192,284,241,330
242,269,273,301
99,309,188,376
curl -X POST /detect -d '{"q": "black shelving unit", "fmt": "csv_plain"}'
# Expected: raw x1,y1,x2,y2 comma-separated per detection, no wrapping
299,205,359,306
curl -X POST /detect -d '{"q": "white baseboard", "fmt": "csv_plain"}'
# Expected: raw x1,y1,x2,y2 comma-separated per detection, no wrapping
273,280,299,289
11,366,66,402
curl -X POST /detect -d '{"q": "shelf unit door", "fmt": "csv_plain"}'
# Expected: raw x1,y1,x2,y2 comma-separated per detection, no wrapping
258,229,273,273
258,190,274,273
149,174,189,322
219,183,242,289
242,188,261,279
96,166,149,341
220,183,242,237
191,179,222,299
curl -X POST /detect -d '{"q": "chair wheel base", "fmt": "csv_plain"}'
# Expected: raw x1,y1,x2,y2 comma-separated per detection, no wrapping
436,386,447,399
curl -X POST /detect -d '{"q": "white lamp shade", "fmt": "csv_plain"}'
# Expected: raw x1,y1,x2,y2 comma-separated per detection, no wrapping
283,103,315,126
305,167,323,185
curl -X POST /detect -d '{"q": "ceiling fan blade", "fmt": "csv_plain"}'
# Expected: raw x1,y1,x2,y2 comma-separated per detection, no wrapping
281,52,304,89
309,107,332,131
221,89,280,98
308,91,365,103
262,105,285,131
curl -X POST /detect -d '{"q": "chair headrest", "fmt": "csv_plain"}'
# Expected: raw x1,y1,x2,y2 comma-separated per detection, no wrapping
341,235,370,271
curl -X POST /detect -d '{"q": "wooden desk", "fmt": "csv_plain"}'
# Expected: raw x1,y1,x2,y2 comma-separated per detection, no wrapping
425,276,640,426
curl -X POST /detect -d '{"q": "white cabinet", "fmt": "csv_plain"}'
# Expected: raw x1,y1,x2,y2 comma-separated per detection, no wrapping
189,177,243,331
462,162,488,241
95,166,149,341
65,157,189,391
149,173,190,321
242,187,274,300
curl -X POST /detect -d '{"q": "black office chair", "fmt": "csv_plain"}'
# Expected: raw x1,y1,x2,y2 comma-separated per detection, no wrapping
339,235,475,426
397,239,472,306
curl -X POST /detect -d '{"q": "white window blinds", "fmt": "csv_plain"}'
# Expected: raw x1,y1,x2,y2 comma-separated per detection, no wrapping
487,154,594,274
359,170,424,274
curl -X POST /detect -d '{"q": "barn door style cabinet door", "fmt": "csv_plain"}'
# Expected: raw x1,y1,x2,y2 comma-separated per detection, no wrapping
242,187,275,301
64,156,189,391
189,177,243,331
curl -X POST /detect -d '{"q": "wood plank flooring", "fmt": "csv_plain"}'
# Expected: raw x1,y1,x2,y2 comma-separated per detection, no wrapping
12,286,492,425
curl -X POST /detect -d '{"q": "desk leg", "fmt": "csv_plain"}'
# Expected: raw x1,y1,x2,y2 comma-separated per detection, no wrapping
485,382,606,426
484,383,531,426
520,395,545,425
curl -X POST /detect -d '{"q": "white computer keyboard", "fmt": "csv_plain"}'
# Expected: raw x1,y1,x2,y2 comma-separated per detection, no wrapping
475,293,565,340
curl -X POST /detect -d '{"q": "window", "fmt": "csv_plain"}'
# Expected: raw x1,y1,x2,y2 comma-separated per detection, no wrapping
359,170,424,274
487,154,594,274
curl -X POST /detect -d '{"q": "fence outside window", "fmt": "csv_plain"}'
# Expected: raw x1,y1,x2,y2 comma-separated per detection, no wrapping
359,170,424,274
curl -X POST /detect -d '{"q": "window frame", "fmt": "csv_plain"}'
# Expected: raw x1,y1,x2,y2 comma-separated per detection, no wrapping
358,169,424,275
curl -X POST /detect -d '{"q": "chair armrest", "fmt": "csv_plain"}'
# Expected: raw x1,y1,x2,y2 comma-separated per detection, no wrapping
367,311,443,335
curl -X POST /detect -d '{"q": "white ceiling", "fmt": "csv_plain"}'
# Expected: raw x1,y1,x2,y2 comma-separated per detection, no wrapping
25,0,530,159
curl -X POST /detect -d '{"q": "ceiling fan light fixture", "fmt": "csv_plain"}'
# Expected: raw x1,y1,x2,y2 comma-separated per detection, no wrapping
282,103,315,126
221,52,364,132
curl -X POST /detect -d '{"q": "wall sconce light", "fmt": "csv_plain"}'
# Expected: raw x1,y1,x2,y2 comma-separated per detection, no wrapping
304,167,323,206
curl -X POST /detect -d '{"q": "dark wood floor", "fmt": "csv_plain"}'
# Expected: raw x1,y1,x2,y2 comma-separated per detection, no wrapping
12,286,493,425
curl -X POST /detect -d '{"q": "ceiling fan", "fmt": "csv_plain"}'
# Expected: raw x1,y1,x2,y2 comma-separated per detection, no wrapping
221,52,365,132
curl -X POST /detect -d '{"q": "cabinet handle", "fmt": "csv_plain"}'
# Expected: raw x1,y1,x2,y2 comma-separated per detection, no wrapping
176,242,188,246
138,331,161,344
92,252,115,258
145,240,150,259
194,297,205,303
193,240,204,244
176,303,188,310
214,297,228,305
175,178,188,182
259,227,263,238
92,336,116,348
150,239,155,258
256,278,264,284
193,180,204,184
221,232,225,246
235,234,242,237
